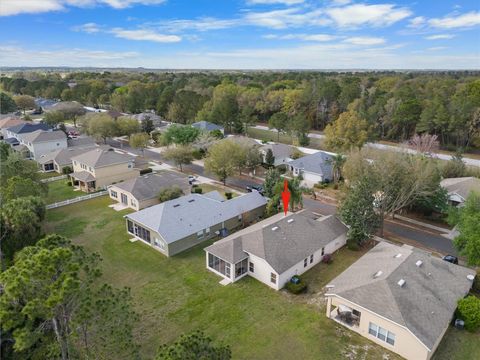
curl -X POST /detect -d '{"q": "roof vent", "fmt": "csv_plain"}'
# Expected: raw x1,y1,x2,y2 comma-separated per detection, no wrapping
173,204,180,208
394,253,402,258
287,219,294,223
271,226,279,231
373,270,383,278
416,260,423,267
188,199,195,203
467,274,475,281
398,279,406,287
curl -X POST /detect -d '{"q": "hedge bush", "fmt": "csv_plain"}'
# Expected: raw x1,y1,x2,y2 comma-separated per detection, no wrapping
192,187,203,194
225,192,233,200
140,168,153,175
321,254,333,264
457,295,480,332
285,277,307,294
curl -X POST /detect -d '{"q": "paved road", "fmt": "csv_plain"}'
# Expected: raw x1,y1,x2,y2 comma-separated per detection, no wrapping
302,198,457,256
252,125,480,167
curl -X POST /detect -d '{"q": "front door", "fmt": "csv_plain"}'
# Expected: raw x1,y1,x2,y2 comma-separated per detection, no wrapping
121,193,128,205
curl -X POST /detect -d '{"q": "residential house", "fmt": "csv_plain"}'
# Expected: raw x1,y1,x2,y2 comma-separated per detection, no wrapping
108,171,190,210
125,191,266,256
325,241,475,360
70,148,139,192
4,122,52,143
205,211,347,289
191,121,224,135
260,143,294,167
19,130,67,160
130,112,163,128
288,151,334,186
0,117,25,138
440,177,480,206
37,144,101,173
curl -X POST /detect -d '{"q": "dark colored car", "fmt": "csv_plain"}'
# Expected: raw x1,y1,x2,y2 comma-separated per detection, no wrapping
442,255,459,265
246,185,264,195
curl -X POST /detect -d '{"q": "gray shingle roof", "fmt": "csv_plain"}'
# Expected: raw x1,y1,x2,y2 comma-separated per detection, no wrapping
287,151,334,178
205,211,348,272
6,123,51,134
37,145,99,165
71,148,134,168
440,177,480,201
126,191,267,244
261,143,294,159
327,242,475,350
67,136,97,148
191,121,224,131
111,172,190,201
22,130,66,143
70,171,95,182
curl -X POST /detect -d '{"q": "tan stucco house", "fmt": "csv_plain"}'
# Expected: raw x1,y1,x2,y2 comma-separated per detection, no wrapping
108,171,190,210
70,148,139,192
205,211,347,290
325,242,475,360
125,191,266,257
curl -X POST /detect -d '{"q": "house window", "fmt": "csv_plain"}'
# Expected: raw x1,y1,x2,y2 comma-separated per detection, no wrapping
89,167,93,172
249,262,254,273
134,224,151,243
197,230,204,239
127,220,134,234
238,214,242,221
270,273,277,284
208,253,231,279
321,247,325,256
235,258,248,278
310,254,314,263
131,199,136,207
304,258,308,267
369,322,395,346
56,143,60,146
225,263,231,277
111,190,118,199
205,227,210,235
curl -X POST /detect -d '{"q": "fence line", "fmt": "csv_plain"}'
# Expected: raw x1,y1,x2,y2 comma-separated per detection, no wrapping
46,191,108,209
41,174,68,183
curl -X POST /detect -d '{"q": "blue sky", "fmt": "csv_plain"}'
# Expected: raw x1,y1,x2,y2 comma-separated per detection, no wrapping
1,0,479,69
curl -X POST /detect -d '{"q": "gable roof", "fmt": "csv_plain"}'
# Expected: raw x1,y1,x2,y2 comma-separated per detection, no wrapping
67,136,97,148
205,211,348,273
327,242,475,350
71,148,134,168
440,177,480,201
0,117,25,129
287,151,334,177
22,130,66,143
37,145,100,165
191,121,224,131
111,172,190,201
6,122,51,135
126,191,267,244
261,143,294,159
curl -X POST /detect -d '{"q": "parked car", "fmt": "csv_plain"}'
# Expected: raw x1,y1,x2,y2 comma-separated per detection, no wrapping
188,175,198,185
442,255,459,264
246,185,264,195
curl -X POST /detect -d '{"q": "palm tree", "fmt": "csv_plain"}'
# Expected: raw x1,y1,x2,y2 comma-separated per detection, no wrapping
273,177,305,212
327,154,346,184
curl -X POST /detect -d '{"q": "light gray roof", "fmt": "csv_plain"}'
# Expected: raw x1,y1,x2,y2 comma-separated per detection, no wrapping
205,211,348,273
110,172,190,201
126,191,267,244
327,241,475,350
261,143,294,159
191,121,224,131
67,136,97,148
37,145,99,165
71,171,95,182
287,151,334,178
440,177,480,201
22,130,66,143
71,148,134,168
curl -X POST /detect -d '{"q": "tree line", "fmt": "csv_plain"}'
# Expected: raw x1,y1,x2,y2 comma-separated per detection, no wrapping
1,71,479,149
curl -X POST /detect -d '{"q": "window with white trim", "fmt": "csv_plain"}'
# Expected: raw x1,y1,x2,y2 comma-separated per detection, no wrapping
270,273,276,284
321,247,325,256
368,322,395,346
249,262,254,273
304,258,308,267
111,190,118,199
310,254,314,263
197,230,204,239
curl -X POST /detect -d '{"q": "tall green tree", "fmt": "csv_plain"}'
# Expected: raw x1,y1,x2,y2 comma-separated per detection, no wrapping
324,109,370,152
204,140,240,185
268,112,288,141
162,145,194,172
263,168,281,198
53,101,86,127
0,92,17,113
84,113,117,144
129,132,150,157
117,116,140,138
13,95,35,114
160,124,200,145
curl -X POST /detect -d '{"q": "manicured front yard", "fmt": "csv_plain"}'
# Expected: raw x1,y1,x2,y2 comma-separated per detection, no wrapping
44,198,479,360
195,183,238,198
44,179,86,204
44,197,400,360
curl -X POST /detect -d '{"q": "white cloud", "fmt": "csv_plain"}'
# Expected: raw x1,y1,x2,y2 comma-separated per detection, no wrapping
155,18,239,32
244,8,329,29
343,36,386,46
326,4,412,27
408,16,426,28
331,0,351,5
264,33,336,41
0,0,166,16
429,11,480,29
246,0,304,4
110,28,181,42
426,47,447,51
72,22,101,33
425,34,455,40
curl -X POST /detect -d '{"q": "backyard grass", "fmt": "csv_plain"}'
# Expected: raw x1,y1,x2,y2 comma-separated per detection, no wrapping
195,183,238,198
44,179,87,204
44,197,401,360
38,171,63,179
246,127,325,151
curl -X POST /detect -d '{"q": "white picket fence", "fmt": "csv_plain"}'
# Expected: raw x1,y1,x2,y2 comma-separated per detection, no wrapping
41,174,68,183
46,190,108,209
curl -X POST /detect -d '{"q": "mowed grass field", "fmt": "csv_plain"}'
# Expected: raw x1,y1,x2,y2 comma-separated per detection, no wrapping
44,179,87,204
44,197,478,360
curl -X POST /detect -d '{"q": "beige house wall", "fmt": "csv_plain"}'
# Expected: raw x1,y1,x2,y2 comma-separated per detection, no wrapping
326,295,431,360
72,160,139,191
109,185,160,211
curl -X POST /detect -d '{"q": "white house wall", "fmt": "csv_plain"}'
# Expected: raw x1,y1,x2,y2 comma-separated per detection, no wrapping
28,139,68,160
246,253,279,290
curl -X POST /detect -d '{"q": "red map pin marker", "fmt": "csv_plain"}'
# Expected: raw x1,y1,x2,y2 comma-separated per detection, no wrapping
281,179,290,216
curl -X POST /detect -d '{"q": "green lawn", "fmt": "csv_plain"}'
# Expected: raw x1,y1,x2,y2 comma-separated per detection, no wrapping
44,197,402,360
196,183,238,198
44,179,87,204
247,127,326,150
433,327,480,360
39,171,63,180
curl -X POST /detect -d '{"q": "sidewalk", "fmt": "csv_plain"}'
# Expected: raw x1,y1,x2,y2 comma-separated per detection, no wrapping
393,214,451,234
